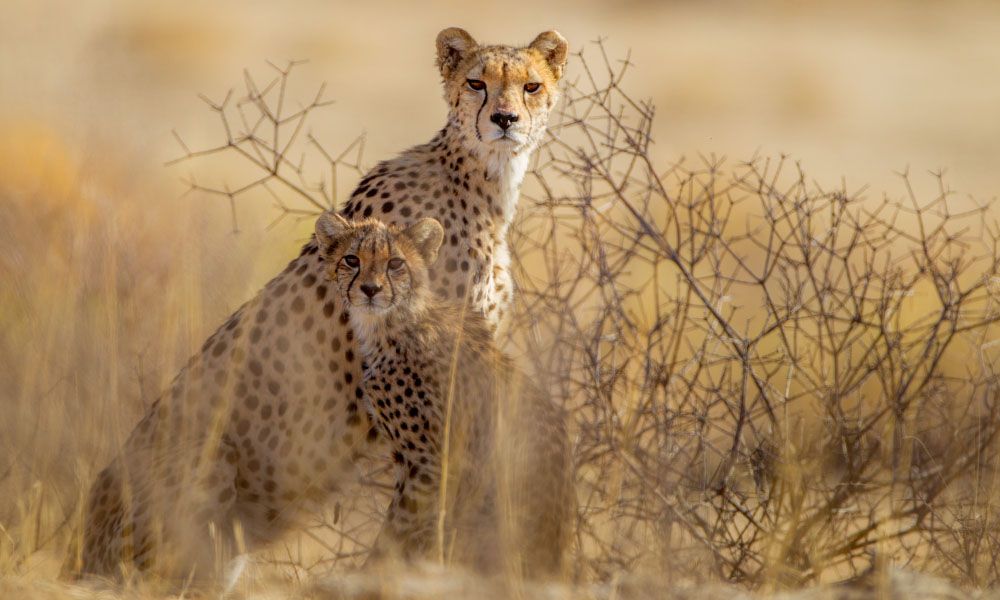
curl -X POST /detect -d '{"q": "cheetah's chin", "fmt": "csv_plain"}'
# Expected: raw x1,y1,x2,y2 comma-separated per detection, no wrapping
489,132,523,146
350,301,394,317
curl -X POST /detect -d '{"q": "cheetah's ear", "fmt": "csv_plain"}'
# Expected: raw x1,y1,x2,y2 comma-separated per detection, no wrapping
403,218,445,266
436,27,477,79
315,212,352,254
529,30,568,80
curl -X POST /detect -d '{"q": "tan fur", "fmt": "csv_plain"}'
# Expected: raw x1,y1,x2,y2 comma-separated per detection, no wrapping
436,27,567,176
317,216,574,580
70,28,568,587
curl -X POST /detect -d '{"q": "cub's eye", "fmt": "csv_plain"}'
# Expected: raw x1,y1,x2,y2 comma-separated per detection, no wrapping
343,255,360,268
388,258,405,270
466,79,486,91
524,82,541,93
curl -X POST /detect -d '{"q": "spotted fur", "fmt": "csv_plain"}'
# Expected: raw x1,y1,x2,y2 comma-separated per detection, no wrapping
69,27,568,586
317,215,573,579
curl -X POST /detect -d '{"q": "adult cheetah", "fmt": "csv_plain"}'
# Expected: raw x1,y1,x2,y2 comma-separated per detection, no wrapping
68,27,568,585
315,213,572,579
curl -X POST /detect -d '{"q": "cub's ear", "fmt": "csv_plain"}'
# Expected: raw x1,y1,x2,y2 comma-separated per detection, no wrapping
315,212,352,255
436,27,477,79
403,218,445,266
529,30,569,80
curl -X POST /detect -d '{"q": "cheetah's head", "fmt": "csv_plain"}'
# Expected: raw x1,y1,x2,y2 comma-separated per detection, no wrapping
437,27,568,168
315,213,444,323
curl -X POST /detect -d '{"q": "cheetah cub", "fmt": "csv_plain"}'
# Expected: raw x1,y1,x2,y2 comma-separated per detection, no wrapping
315,214,573,579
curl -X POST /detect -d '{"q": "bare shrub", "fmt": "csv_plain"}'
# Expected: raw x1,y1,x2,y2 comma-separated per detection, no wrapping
509,42,1000,588
168,60,366,232
168,46,1000,590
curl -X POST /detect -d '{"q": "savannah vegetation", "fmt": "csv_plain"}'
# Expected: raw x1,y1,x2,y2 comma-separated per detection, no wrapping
3,16,1000,600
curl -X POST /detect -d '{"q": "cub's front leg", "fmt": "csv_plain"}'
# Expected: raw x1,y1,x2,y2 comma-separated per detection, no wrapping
367,451,441,564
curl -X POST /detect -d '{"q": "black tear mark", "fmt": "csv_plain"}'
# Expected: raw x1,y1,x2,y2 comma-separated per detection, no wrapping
474,85,488,141
523,89,533,135
345,263,361,305
385,239,397,303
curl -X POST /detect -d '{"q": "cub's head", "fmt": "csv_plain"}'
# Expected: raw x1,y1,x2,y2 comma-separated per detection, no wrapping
436,27,568,162
315,213,444,320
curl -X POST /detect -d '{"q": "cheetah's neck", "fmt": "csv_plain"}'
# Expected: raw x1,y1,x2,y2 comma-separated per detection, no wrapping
350,298,487,368
437,121,533,228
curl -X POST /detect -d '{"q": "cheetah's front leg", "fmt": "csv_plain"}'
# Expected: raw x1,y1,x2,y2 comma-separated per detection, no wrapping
366,453,442,565
76,434,242,587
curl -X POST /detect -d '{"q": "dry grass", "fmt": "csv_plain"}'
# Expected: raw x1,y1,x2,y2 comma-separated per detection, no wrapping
508,46,1000,589
4,16,1000,600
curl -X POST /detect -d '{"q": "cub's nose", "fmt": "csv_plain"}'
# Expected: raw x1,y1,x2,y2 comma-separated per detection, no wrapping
360,283,382,298
490,112,519,131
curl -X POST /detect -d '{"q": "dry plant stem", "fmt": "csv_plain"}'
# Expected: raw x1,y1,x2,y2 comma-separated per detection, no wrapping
168,60,365,232
437,297,470,565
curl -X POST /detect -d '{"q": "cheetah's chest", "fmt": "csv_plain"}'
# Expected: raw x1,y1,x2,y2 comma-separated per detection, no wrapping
362,351,444,451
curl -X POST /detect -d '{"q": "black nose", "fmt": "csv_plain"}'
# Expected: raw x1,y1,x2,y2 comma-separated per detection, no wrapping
490,112,519,130
360,283,382,298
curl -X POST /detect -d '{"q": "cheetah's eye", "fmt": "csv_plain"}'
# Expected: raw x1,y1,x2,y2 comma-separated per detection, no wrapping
343,255,360,268
524,82,541,94
466,79,486,91
388,258,405,270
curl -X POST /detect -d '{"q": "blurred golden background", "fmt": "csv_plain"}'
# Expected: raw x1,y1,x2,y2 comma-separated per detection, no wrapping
5,0,1000,202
